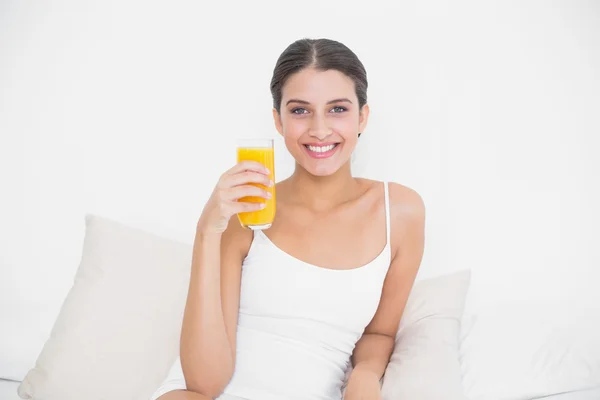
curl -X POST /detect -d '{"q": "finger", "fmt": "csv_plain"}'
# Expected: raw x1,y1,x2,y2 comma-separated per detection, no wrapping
233,201,266,213
227,160,270,176
222,185,271,201
223,171,273,189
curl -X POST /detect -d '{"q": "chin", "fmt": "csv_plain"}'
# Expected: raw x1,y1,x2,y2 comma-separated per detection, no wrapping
301,161,345,177
308,167,337,177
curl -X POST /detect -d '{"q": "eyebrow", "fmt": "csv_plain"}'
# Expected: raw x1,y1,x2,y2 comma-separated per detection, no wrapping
285,98,353,106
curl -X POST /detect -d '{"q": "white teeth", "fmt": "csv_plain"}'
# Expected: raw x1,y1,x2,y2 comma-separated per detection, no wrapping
307,144,336,153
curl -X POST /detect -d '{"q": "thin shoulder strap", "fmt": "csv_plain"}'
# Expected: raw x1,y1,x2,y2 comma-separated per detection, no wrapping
384,181,391,245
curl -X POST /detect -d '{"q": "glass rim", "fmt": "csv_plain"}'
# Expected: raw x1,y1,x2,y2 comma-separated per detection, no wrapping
236,138,274,148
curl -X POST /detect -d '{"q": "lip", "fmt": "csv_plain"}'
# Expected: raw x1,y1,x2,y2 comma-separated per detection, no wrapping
303,143,340,159
303,142,339,147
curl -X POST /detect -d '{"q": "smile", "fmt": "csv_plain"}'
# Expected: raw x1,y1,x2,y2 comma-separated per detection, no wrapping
303,143,340,159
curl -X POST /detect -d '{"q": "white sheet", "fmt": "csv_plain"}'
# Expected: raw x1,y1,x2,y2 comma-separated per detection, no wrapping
0,379,21,400
532,387,600,399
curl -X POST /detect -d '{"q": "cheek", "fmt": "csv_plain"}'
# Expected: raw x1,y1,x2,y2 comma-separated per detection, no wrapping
282,117,309,137
331,117,359,137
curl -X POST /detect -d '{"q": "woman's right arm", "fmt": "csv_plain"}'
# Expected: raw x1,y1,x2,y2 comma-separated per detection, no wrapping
179,161,272,398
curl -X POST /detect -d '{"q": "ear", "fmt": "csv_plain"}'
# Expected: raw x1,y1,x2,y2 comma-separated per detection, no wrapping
272,108,284,136
358,104,370,134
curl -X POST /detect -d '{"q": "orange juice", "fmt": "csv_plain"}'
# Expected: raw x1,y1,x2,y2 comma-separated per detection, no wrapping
236,143,276,230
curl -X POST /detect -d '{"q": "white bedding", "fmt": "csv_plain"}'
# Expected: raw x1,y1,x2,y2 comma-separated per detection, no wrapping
1,377,598,400
534,387,600,399
0,379,21,400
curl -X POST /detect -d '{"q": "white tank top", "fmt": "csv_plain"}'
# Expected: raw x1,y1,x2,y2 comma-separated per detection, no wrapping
220,182,392,400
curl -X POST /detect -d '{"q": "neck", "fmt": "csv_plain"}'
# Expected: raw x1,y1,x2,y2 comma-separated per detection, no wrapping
286,161,360,212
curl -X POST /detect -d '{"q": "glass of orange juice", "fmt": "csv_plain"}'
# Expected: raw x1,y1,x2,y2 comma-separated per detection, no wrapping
236,138,276,230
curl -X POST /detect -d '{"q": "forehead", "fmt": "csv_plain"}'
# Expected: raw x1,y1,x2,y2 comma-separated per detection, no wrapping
281,68,357,102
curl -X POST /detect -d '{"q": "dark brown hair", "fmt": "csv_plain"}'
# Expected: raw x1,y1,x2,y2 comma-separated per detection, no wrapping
270,38,368,114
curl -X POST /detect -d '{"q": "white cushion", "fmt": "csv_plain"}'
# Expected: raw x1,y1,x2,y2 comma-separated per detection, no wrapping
380,270,471,400
18,215,192,400
461,302,600,400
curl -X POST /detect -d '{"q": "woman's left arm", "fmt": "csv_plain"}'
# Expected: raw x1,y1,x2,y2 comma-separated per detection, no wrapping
344,184,426,399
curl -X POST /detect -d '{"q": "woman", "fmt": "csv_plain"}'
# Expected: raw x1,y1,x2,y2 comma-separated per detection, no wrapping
151,38,426,400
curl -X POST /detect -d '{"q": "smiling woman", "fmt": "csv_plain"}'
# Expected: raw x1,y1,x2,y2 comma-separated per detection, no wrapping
150,38,426,400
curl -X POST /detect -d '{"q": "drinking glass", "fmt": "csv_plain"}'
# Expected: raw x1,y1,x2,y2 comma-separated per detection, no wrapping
236,138,276,230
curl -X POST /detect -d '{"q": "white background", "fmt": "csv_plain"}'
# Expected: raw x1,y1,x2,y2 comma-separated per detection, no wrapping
1,0,599,381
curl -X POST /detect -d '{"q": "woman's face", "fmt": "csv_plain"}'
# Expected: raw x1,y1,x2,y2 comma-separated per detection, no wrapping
273,67,369,177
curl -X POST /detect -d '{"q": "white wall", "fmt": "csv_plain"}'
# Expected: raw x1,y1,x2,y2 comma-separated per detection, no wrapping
1,0,599,379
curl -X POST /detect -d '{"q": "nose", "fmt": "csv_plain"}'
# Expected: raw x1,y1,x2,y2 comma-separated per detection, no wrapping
308,114,332,141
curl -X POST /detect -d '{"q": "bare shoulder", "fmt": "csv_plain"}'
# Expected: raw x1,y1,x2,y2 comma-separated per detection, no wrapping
387,182,426,219
354,178,425,218
386,182,426,260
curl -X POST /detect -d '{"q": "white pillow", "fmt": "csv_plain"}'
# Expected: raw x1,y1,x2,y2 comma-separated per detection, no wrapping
380,270,471,400
461,302,600,400
18,215,192,400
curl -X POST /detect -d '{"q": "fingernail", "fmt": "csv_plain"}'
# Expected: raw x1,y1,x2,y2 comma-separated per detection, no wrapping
264,168,270,175
269,180,274,187
266,192,272,198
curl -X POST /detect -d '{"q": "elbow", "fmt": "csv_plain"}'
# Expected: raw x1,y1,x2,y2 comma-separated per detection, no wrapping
186,385,223,400
180,344,235,398
185,368,234,399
